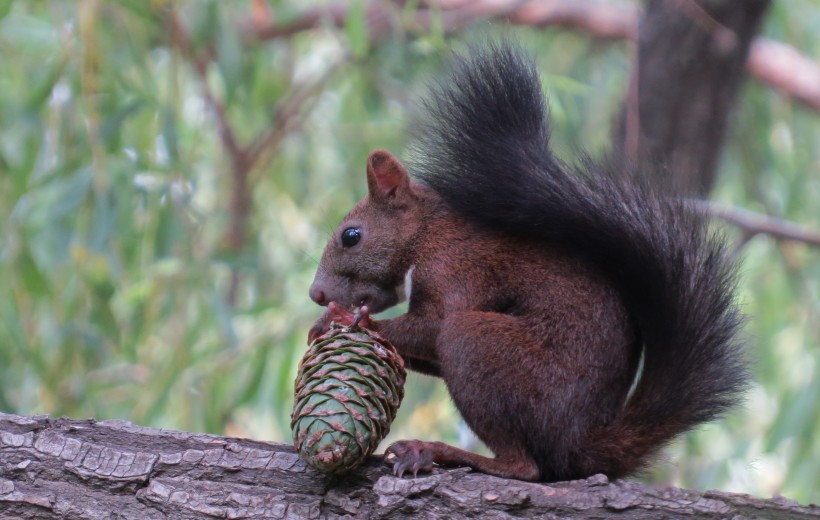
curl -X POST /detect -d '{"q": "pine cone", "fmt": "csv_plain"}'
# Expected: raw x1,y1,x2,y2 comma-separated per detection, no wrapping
291,323,406,474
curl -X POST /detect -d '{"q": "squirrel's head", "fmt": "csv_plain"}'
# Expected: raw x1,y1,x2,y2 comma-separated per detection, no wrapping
309,149,423,314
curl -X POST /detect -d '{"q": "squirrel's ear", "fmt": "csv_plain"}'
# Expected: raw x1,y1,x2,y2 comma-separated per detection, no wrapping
366,149,409,201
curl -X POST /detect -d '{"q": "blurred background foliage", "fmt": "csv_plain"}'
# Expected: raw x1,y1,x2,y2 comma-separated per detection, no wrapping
0,0,817,504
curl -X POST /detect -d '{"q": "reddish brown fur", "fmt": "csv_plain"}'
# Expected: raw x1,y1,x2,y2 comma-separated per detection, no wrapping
310,151,640,481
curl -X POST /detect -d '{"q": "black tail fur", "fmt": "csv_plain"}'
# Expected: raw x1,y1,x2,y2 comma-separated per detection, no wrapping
409,43,747,478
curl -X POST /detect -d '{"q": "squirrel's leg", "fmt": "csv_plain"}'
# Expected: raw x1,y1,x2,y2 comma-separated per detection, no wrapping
376,313,442,377
385,440,539,480
385,311,546,481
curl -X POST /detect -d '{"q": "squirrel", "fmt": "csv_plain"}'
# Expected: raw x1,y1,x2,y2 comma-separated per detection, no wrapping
307,43,747,482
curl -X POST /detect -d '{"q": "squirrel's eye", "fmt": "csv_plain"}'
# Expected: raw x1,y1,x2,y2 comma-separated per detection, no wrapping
341,227,361,248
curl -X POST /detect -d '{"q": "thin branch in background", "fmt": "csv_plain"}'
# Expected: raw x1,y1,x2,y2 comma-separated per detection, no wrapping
509,0,636,38
166,11,251,306
692,200,820,248
623,37,640,165
250,0,273,27
78,0,108,190
247,0,820,112
245,62,344,175
674,0,739,53
165,6,347,307
748,38,820,112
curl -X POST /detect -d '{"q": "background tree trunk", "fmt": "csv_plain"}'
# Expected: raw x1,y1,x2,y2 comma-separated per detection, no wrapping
613,0,771,195
1,413,817,519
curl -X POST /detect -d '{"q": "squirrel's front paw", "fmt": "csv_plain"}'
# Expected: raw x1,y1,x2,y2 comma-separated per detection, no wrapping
307,310,332,345
308,302,377,344
384,440,435,477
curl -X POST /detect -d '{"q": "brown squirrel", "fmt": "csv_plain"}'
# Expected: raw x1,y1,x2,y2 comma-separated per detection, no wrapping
308,44,747,482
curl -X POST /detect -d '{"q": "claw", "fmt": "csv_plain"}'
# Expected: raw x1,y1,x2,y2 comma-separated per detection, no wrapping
350,305,370,328
309,302,378,345
384,440,435,478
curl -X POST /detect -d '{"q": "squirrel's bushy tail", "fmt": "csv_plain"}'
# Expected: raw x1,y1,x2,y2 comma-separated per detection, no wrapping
410,43,747,479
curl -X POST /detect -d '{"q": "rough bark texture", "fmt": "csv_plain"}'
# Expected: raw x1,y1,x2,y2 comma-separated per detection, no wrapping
613,0,771,195
1,413,817,519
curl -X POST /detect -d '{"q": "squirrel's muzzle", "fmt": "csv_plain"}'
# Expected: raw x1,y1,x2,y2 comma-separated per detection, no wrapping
309,280,329,306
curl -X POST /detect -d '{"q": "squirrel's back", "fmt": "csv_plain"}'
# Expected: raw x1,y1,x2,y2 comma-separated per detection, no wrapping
409,43,747,478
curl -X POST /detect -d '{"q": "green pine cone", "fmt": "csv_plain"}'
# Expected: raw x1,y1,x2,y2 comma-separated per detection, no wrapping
291,323,406,474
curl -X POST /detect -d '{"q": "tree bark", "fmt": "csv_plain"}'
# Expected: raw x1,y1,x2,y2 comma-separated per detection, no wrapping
613,0,771,195
1,413,817,519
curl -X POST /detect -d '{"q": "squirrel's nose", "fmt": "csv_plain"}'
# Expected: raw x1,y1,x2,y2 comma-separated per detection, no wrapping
309,282,328,306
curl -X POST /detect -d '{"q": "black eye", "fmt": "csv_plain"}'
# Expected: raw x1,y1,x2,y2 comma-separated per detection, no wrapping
341,227,361,248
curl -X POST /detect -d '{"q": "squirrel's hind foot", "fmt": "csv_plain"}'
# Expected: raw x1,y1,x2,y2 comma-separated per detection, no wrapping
384,440,435,477
384,440,540,481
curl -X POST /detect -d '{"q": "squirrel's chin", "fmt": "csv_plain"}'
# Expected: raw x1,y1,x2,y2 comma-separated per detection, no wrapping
356,292,401,316
356,299,392,315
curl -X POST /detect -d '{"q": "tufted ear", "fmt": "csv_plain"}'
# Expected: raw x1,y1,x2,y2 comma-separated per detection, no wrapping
366,149,410,201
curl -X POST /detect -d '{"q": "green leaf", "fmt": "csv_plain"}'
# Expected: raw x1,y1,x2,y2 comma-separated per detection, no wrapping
216,22,243,103
101,99,146,152
345,0,369,59
114,0,159,22
190,0,219,50
47,167,93,221
160,107,179,163
25,58,67,111
234,338,271,407
0,0,14,21
0,12,60,53
17,242,51,296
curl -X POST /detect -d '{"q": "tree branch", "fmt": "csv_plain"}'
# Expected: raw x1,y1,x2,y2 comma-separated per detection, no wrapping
247,0,820,113
166,10,251,306
1,412,817,518
164,7,344,306
696,201,820,247
245,61,345,174
748,38,820,111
